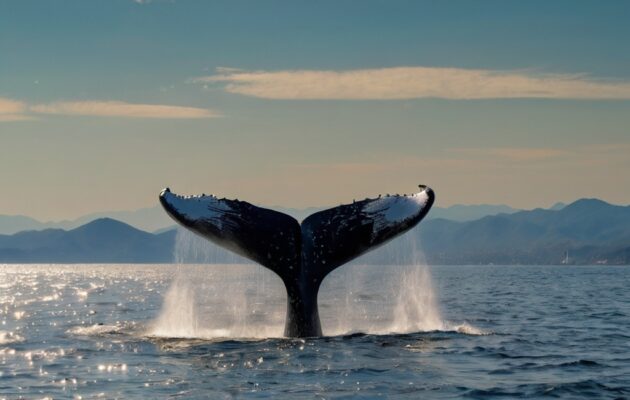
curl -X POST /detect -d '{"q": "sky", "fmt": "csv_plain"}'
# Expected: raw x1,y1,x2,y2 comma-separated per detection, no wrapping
1,0,629,221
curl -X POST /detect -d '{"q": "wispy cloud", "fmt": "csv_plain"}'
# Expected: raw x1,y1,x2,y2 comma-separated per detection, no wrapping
0,97,29,121
195,67,630,100
1,97,219,122
30,101,219,119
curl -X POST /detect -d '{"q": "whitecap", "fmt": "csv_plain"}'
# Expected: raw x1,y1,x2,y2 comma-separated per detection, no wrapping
0,330,25,345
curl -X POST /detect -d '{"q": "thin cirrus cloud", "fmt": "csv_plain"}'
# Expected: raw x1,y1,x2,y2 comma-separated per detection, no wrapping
195,66,630,100
1,98,219,121
30,101,219,119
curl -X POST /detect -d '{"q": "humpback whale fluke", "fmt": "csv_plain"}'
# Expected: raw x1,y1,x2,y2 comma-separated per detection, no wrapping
159,186,435,337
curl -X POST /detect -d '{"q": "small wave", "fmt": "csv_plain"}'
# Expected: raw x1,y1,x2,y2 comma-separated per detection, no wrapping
150,337,219,350
525,379,629,397
466,380,629,398
560,359,602,367
496,352,559,360
443,322,490,336
490,359,605,375
68,323,124,336
0,330,24,345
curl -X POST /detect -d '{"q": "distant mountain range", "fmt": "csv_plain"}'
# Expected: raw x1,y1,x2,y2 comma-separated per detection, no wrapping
0,219,175,263
425,203,521,221
0,207,174,235
0,203,523,235
419,198,630,265
0,198,627,265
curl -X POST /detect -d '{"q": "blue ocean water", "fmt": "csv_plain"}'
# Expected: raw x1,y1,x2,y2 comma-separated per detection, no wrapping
0,264,629,399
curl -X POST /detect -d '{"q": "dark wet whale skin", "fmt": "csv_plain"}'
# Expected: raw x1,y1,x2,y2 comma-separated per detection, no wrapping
159,186,435,337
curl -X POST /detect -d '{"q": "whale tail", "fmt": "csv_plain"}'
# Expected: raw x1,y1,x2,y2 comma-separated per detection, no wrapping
159,186,435,337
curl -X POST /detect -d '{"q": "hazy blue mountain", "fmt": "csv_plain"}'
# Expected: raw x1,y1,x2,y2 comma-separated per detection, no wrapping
417,198,630,265
426,204,520,222
0,215,47,235
152,225,178,234
60,206,174,233
0,206,173,235
549,202,567,211
0,218,175,263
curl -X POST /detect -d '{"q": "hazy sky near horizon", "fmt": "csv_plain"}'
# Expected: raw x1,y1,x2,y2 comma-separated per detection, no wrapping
1,0,630,221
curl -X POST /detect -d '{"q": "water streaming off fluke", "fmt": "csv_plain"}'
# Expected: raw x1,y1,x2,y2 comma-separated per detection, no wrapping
150,226,457,338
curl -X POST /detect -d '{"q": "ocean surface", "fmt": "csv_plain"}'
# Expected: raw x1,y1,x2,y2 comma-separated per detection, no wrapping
1,263,629,399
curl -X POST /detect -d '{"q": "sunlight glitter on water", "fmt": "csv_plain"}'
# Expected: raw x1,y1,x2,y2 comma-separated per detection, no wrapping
1,264,630,399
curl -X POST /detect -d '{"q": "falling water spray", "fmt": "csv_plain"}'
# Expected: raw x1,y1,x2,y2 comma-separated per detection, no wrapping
319,227,445,335
151,225,478,338
149,229,285,339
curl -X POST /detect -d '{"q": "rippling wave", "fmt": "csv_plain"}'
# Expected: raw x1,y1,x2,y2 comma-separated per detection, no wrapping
0,264,629,399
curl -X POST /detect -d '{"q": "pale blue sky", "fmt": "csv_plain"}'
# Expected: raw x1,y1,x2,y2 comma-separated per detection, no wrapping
1,0,629,220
